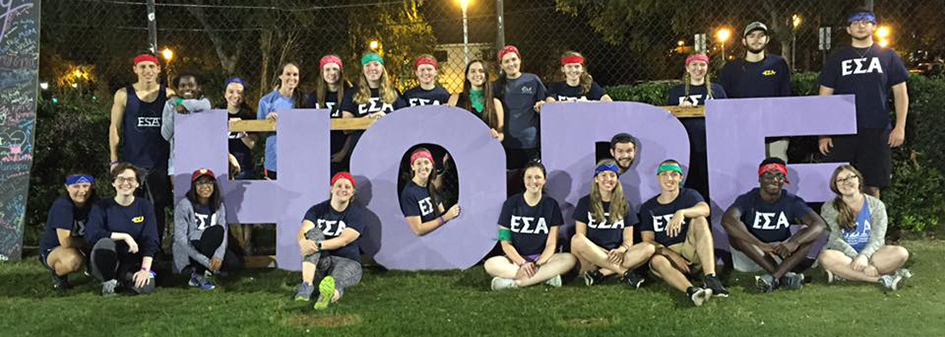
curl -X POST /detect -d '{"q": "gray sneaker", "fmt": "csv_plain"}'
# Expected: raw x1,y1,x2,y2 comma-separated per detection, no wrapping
544,275,562,288
780,272,805,290
491,277,518,291
896,268,913,280
101,279,118,297
755,274,778,293
880,274,903,291
294,282,314,301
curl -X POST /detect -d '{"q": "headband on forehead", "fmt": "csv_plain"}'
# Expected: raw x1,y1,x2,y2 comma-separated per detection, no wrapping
133,53,159,66
561,55,585,66
414,55,438,69
65,175,94,185
320,55,343,69
361,53,384,66
758,163,790,183
331,172,356,188
497,45,520,61
225,76,246,88
685,54,710,66
595,163,619,177
657,163,683,175
410,149,434,166
848,12,877,24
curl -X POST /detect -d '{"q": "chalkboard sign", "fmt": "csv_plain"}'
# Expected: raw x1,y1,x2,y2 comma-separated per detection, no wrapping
0,0,39,261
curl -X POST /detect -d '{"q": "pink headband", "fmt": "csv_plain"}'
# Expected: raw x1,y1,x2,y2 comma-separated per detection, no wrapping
330,172,356,188
758,163,790,184
410,149,434,166
320,55,343,69
561,55,585,65
497,45,520,61
134,54,159,66
685,54,710,66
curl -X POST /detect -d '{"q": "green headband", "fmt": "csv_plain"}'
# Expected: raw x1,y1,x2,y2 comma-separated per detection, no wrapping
361,53,384,66
657,163,683,175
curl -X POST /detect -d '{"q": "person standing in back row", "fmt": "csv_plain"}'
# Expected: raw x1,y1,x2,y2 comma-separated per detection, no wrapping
403,54,451,107
719,22,793,162
494,45,547,173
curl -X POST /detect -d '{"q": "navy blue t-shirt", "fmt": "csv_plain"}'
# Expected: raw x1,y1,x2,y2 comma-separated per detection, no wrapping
340,87,408,117
546,81,606,101
495,73,547,149
192,203,219,231
819,45,909,130
84,197,161,257
572,195,638,250
403,86,451,107
228,106,256,178
122,84,169,169
497,193,564,256
730,188,813,243
665,83,727,153
304,89,350,155
400,180,438,223
39,195,97,253
638,188,705,246
303,200,367,262
719,54,793,98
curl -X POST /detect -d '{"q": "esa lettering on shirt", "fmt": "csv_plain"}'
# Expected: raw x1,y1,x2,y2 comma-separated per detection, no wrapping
358,97,393,115
316,219,348,236
510,216,549,234
841,57,883,76
752,212,790,230
137,117,161,127
587,212,624,229
676,95,704,106
651,214,686,232
409,98,441,106
195,213,218,231
418,197,434,217
73,220,86,236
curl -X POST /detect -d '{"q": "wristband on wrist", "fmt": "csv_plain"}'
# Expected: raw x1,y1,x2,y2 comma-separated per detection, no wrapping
439,216,446,224
316,240,323,250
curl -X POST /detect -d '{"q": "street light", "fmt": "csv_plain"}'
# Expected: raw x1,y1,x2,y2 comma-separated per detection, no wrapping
369,40,380,51
716,28,731,61
792,14,802,70
458,0,471,65
162,48,174,62
876,26,891,48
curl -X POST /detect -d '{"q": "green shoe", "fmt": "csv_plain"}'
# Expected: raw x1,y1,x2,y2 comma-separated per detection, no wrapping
313,276,336,310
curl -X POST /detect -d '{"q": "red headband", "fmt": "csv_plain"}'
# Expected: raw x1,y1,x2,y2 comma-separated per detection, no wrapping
758,163,790,183
685,54,710,66
497,45,520,61
330,172,356,188
319,55,343,69
133,53,160,66
410,150,434,166
414,55,438,69
561,55,585,65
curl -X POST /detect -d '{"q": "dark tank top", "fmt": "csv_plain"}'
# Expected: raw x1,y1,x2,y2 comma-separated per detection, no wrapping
122,83,168,169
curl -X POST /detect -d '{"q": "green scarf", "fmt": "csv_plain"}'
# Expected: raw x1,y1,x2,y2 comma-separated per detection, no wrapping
469,89,485,113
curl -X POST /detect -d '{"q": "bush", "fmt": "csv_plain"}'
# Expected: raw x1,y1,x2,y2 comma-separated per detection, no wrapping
605,80,678,105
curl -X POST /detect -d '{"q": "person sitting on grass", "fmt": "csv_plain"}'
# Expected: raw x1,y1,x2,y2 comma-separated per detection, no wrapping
818,164,911,291
486,161,577,290
721,157,826,293
173,168,240,291
38,172,99,291
570,159,654,288
639,160,727,306
400,148,461,236
85,163,160,297
295,172,366,310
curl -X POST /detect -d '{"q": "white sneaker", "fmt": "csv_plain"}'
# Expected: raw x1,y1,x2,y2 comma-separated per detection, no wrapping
826,269,845,283
491,277,518,291
880,274,903,291
544,275,562,288
896,268,913,279
102,279,118,297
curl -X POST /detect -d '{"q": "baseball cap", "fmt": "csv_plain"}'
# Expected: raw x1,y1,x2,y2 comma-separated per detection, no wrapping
744,22,768,37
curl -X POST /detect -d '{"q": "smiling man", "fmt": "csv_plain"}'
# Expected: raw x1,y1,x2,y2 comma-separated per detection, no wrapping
721,158,826,293
609,133,638,176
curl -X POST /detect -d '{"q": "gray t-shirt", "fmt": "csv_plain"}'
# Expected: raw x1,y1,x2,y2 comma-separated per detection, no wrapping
495,73,546,149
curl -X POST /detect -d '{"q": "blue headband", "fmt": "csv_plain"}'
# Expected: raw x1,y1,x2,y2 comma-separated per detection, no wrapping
225,76,246,89
65,175,94,185
848,12,876,24
595,163,619,176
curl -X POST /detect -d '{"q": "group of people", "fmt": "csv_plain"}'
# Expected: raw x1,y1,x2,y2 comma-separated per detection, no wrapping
40,7,913,308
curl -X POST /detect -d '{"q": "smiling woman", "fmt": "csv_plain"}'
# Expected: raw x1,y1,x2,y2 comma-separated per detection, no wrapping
399,146,461,236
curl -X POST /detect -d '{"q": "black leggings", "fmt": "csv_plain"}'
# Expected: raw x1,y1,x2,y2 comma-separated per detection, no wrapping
90,238,155,294
140,168,171,243
190,226,241,274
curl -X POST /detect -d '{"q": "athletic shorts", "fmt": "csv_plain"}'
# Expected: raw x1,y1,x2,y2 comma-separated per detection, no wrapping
39,247,55,271
667,241,701,271
731,241,784,273
822,128,892,188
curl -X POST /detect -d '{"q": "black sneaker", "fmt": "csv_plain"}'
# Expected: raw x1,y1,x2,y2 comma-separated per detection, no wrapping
623,270,644,289
52,273,70,291
583,270,605,286
704,275,729,297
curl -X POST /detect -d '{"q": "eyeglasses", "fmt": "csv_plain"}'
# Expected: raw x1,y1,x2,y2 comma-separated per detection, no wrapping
115,176,137,184
837,175,859,184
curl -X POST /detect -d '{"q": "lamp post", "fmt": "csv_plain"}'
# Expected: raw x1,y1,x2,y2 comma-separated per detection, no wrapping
459,0,471,65
716,28,731,61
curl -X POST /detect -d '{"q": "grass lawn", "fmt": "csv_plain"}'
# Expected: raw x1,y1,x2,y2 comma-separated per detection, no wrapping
3,239,944,337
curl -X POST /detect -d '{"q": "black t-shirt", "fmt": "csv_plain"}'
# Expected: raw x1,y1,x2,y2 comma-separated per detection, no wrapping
340,86,408,117
819,45,909,130
665,83,727,153
227,106,256,176
638,188,705,246
546,81,606,101
494,73,546,149
730,188,813,243
719,54,793,98
497,193,564,256
192,203,219,232
572,195,638,250
303,200,366,262
400,180,437,223
403,86,451,107
39,195,96,253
